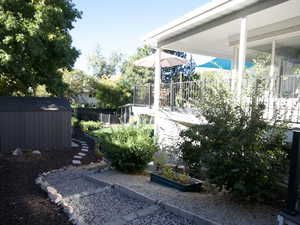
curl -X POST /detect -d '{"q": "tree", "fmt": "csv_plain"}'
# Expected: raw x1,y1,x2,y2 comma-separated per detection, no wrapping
0,0,81,96
95,76,131,109
121,45,155,87
88,45,124,78
63,69,97,103
162,50,196,82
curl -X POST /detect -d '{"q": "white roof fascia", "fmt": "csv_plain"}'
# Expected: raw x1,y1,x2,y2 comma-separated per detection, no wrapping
143,0,289,48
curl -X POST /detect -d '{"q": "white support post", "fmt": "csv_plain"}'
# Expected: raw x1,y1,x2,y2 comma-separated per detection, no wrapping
269,40,276,95
231,46,239,91
154,48,161,137
237,17,248,98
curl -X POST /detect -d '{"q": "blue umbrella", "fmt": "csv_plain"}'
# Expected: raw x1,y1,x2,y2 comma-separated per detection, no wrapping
197,58,254,70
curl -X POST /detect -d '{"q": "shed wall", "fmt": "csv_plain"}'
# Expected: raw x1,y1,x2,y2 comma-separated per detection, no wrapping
0,111,71,153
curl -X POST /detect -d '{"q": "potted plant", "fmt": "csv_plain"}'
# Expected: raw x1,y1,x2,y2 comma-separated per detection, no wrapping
150,165,202,192
152,151,168,171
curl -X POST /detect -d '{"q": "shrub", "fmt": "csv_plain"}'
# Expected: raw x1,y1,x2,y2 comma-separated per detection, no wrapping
99,125,157,173
179,84,289,201
71,117,79,127
80,120,103,132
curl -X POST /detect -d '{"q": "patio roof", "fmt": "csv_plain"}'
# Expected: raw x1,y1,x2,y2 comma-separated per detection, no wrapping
143,0,300,58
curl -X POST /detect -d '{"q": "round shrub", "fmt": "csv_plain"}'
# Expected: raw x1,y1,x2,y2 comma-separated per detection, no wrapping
101,125,157,173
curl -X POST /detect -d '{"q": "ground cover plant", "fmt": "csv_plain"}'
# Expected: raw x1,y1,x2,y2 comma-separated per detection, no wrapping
94,125,157,173
80,120,103,132
179,83,290,201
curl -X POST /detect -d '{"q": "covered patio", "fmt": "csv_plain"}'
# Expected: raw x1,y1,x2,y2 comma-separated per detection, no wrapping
143,0,300,118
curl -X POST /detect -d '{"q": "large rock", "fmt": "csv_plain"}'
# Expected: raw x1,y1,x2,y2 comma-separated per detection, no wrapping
32,150,41,155
12,148,23,156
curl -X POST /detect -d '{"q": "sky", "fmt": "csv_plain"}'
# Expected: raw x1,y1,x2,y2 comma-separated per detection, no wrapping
70,0,211,73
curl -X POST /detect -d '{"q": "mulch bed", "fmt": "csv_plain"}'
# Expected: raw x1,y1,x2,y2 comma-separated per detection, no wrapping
0,138,96,225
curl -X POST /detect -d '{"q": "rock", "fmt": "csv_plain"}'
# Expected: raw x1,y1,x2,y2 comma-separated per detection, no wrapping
78,152,86,156
63,205,74,215
74,155,82,159
12,148,22,156
35,176,43,185
47,186,57,195
72,142,79,148
72,160,81,165
81,149,89,152
32,150,41,155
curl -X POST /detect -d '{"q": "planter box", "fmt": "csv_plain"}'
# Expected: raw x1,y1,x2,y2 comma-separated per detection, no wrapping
150,172,202,192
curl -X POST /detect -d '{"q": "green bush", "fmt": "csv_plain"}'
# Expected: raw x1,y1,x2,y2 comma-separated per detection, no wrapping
80,120,103,132
99,125,157,173
179,84,289,201
71,117,79,127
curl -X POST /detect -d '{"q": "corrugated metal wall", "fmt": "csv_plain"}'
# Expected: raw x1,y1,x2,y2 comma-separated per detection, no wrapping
0,111,71,153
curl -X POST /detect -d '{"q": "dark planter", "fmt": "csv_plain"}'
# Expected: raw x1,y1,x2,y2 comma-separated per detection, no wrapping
150,172,202,192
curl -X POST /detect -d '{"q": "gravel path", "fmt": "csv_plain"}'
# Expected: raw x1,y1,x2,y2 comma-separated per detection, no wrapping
43,168,200,225
46,169,101,197
66,188,150,225
91,170,278,225
125,209,194,225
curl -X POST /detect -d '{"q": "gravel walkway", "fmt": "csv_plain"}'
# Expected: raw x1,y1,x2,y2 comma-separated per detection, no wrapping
125,209,194,225
46,169,100,197
43,168,198,225
66,188,150,225
90,170,278,225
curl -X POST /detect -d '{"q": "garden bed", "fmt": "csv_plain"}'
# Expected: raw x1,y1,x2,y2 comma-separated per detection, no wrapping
0,140,96,225
150,172,202,192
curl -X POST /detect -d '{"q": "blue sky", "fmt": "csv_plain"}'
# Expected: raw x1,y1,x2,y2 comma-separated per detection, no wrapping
70,0,211,73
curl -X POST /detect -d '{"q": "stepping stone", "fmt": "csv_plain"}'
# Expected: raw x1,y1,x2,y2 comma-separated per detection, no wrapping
74,155,83,159
78,152,86,156
72,142,79,147
72,160,81,165
81,149,89,152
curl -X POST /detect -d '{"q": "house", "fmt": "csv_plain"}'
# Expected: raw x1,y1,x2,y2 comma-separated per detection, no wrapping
140,0,300,224
0,97,72,153
73,90,97,107
137,0,300,144
144,0,300,98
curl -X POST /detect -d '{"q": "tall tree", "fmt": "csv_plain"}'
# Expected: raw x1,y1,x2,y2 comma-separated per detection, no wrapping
88,45,124,78
121,45,155,87
63,69,97,102
0,0,81,96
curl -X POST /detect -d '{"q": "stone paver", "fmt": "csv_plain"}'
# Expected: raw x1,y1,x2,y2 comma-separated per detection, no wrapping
72,160,81,165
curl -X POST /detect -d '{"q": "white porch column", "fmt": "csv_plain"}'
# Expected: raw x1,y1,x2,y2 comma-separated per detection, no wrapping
231,46,239,91
269,40,276,95
154,48,161,137
237,17,248,98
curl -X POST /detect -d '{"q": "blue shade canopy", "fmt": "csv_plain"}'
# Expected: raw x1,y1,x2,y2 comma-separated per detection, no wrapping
197,58,254,70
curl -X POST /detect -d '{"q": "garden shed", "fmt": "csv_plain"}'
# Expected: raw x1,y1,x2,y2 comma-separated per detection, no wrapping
0,97,72,153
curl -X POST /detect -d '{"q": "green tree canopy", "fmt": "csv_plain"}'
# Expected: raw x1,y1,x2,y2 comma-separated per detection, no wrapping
88,45,124,78
95,76,131,109
0,0,81,96
63,69,98,103
121,45,154,87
